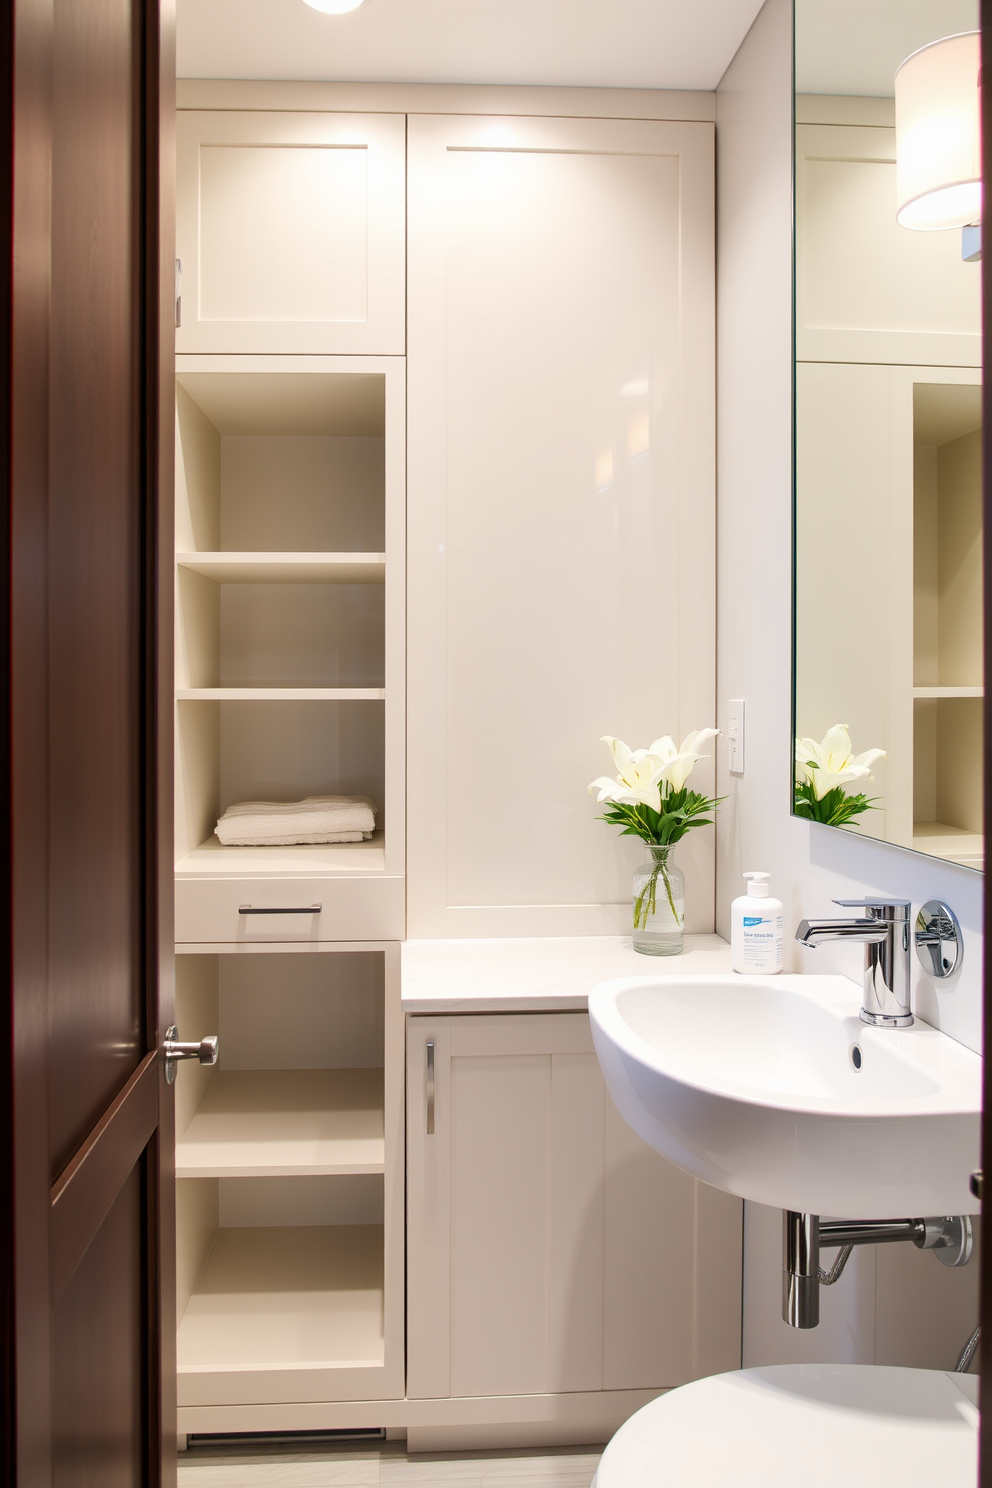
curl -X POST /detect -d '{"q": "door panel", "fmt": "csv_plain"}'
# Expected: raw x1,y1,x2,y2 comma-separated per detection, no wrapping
5,0,175,1481
175,112,406,355
449,1054,551,1398
795,123,981,367
53,1167,146,1488
48,0,144,1178
407,114,716,937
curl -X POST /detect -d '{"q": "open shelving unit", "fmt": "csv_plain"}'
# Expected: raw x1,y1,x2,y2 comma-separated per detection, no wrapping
174,943,404,1415
911,380,984,868
174,355,405,937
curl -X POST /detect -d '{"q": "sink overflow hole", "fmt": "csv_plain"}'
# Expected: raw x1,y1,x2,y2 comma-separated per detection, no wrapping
850,1044,863,1071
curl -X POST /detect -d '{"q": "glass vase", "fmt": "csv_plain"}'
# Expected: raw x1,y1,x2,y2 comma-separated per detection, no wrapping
632,844,685,955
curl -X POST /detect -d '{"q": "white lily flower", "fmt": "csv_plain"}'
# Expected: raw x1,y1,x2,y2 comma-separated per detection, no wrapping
588,729,719,809
795,724,886,801
647,728,720,793
588,735,667,811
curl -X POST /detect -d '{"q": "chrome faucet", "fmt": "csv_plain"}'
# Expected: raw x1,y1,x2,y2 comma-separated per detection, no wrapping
795,899,912,1028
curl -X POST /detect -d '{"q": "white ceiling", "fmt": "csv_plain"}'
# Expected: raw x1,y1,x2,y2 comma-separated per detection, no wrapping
796,0,978,97
176,0,767,91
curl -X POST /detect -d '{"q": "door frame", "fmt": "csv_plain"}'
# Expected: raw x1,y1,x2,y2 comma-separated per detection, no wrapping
982,5,991,1485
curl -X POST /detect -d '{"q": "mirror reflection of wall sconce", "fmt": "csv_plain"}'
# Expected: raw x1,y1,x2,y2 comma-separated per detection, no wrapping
895,31,981,262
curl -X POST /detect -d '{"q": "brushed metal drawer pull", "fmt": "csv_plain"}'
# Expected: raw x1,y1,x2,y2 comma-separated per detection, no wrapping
238,904,322,915
426,1040,435,1135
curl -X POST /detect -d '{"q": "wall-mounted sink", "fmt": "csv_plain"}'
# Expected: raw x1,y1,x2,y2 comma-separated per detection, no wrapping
588,974,981,1218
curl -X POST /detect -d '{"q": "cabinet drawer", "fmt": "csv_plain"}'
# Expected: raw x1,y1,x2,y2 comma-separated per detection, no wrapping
175,875,404,943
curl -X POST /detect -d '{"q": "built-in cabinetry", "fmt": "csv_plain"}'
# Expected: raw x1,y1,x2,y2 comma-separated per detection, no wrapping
174,103,409,1437
796,363,982,861
912,381,983,864
794,97,983,866
406,1012,742,1443
174,81,727,1446
174,944,404,1416
174,354,405,939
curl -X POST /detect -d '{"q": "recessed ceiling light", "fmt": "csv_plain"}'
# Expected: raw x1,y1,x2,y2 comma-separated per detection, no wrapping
301,0,367,14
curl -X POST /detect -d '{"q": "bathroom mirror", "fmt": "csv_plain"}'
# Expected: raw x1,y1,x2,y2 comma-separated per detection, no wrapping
792,0,983,871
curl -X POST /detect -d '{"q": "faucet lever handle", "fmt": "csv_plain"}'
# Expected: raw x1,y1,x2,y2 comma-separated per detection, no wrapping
834,898,910,918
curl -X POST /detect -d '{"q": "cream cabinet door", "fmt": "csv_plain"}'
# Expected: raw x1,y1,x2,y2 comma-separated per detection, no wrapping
795,123,981,367
406,1012,742,1401
406,114,716,938
176,112,405,354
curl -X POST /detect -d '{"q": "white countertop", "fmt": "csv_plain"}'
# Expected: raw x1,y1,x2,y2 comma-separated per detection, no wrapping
401,934,733,1013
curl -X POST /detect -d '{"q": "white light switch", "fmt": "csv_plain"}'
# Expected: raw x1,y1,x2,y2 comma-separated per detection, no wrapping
727,700,745,776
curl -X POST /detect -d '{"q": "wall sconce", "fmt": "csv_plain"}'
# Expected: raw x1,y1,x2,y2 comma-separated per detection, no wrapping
302,0,367,12
895,31,981,258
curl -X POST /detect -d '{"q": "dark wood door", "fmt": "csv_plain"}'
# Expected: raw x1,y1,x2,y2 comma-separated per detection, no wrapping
983,8,991,1488
2,0,176,1484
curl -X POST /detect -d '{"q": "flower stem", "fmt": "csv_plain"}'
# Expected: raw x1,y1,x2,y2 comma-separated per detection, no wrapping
660,861,678,922
633,857,682,930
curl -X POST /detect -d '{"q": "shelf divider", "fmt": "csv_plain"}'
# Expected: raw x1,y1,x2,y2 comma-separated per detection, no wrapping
177,553,386,584
176,687,385,701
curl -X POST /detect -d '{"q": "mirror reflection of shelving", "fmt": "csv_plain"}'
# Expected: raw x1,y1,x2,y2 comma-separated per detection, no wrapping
912,382,984,867
174,947,403,1406
175,359,404,876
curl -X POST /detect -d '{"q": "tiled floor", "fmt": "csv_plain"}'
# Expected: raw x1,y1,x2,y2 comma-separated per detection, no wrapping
178,1442,602,1488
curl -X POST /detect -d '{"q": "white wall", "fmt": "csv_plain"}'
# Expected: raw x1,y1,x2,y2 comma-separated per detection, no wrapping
715,0,982,1369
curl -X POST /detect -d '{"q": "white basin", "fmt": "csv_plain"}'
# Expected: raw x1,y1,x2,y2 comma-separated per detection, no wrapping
588,973,981,1218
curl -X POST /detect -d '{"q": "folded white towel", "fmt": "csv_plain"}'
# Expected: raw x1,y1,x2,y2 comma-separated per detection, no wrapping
215,795,377,847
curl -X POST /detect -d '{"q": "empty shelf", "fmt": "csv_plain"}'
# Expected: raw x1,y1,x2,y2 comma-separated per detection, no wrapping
912,686,983,699
177,553,386,584
912,822,984,867
177,1224,384,1373
176,688,385,701
177,1070,385,1178
175,831,388,876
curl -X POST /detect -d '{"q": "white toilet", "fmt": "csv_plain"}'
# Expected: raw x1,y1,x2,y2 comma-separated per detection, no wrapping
593,1364,979,1488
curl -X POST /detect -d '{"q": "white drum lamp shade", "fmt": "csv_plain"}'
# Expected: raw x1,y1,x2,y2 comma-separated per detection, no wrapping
895,31,981,230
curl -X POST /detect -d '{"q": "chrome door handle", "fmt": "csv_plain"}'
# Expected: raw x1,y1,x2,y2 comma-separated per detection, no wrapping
164,1025,219,1085
426,1040,435,1135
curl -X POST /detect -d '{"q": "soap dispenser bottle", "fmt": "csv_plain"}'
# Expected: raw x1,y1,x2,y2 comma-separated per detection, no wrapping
731,872,784,974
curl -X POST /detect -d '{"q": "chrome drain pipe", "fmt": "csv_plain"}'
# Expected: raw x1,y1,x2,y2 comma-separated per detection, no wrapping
783,1211,973,1328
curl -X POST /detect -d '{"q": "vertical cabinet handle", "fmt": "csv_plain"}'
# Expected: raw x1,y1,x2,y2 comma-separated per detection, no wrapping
426,1040,435,1135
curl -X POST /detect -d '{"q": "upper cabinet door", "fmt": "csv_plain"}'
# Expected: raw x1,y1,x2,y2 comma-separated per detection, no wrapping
406,114,715,938
176,112,406,354
795,123,981,368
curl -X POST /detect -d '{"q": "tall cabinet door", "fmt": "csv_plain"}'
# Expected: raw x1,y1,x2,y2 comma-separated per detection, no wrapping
406,1013,742,1402
176,112,406,354
406,115,716,938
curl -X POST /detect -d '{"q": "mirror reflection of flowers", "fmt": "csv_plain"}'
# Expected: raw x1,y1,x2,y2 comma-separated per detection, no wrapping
588,731,722,929
794,724,886,827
